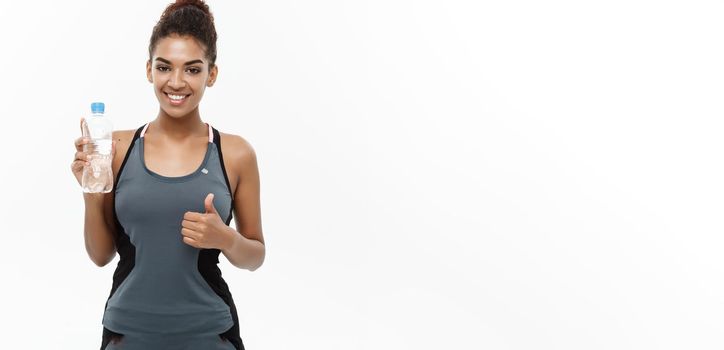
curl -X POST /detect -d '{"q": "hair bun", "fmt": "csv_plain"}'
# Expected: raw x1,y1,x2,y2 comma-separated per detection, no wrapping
162,0,214,23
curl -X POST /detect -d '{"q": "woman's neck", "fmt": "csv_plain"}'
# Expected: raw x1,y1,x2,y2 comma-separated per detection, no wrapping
151,108,207,140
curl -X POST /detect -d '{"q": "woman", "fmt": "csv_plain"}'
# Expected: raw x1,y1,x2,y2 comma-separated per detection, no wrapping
70,1,265,349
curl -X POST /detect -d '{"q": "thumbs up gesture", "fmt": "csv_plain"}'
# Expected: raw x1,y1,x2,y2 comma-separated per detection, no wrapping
181,193,233,250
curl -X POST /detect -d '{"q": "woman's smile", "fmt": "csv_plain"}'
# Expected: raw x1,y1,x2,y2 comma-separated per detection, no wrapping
165,92,191,106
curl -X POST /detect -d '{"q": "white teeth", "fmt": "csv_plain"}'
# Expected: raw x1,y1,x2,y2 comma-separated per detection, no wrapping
168,94,186,100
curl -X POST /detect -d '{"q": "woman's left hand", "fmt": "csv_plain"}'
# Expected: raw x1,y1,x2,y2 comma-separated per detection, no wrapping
181,193,234,250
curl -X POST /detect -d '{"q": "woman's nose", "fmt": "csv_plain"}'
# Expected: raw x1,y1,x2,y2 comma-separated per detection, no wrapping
168,71,186,89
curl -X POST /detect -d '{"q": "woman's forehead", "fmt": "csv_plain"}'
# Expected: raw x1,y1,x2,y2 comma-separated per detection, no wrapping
153,35,206,62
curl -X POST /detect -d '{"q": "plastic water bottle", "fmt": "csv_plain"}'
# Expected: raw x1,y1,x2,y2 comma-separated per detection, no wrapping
81,102,114,193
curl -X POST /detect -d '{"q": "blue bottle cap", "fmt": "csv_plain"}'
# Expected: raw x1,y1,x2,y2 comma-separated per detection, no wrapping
91,102,105,114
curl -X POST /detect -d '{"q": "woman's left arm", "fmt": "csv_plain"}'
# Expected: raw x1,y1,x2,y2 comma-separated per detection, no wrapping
221,136,265,271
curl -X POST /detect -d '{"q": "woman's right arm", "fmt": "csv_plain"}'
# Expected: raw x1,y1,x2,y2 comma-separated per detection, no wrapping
82,192,118,267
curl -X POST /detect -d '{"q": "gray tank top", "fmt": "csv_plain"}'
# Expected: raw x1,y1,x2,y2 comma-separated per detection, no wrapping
102,122,235,335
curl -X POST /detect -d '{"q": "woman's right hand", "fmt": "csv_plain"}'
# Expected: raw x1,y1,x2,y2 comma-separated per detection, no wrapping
72,117,116,187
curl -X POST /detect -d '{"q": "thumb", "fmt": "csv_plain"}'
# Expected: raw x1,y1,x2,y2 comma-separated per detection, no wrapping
204,193,217,214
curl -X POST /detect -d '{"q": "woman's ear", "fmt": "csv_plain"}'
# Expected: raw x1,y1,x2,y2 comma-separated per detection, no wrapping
207,64,218,87
146,60,153,83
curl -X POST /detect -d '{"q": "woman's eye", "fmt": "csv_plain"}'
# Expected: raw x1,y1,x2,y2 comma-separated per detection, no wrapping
187,68,201,74
156,66,170,72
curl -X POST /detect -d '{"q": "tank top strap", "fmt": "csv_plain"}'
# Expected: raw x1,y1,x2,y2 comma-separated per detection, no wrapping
210,125,235,223
140,122,150,138
139,122,214,142
114,124,146,188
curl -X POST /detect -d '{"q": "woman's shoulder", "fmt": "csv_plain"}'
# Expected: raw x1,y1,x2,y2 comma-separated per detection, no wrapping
217,130,258,178
112,129,140,150
110,129,140,174
113,128,138,140
218,131,257,160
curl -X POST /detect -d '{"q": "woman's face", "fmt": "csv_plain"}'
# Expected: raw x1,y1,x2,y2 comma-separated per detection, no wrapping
146,34,218,119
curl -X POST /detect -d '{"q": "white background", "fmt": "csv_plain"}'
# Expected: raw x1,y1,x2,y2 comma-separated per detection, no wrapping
0,0,722,349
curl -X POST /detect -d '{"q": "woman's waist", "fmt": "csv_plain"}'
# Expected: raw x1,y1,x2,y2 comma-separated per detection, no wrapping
108,261,228,310
102,302,233,334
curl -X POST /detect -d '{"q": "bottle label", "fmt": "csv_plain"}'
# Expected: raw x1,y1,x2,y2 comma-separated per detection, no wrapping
92,139,113,155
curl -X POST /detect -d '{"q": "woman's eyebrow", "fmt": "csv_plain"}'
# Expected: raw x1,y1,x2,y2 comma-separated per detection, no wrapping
155,57,204,65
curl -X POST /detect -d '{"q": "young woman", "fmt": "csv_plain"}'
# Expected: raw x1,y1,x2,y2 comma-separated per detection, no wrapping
70,1,265,349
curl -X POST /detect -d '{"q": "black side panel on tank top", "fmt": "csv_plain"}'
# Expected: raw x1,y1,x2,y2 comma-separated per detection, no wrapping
107,125,144,297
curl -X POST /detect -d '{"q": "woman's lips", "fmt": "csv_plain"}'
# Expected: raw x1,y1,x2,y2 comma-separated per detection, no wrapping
165,92,190,106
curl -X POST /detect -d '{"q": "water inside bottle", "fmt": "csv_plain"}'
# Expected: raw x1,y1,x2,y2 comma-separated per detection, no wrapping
82,155,113,192
82,139,114,193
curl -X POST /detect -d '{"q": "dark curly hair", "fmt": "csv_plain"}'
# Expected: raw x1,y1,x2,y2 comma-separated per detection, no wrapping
148,0,217,69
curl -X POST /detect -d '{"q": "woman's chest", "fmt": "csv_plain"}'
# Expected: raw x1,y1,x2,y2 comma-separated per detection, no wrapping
115,178,233,230
114,141,234,229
